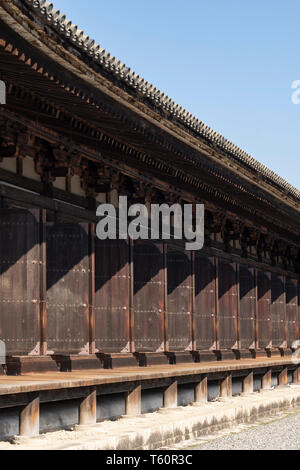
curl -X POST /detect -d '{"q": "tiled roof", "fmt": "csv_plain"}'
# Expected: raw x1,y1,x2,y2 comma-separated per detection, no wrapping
20,0,300,201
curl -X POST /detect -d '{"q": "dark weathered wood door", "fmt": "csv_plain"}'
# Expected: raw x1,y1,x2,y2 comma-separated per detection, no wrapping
218,260,238,350
257,270,272,348
271,273,285,348
286,277,298,348
167,245,192,351
94,238,130,353
46,222,89,354
133,240,164,352
0,208,40,355
239,266,256,349
194,255,216,350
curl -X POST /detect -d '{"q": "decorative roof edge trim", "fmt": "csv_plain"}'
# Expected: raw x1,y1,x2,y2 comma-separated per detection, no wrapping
16,0,300,201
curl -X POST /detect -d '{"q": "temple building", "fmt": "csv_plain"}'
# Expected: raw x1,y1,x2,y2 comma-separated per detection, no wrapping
0,0,299,440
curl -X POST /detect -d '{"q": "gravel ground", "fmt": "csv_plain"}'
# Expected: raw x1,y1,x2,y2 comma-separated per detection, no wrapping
190,410,300,450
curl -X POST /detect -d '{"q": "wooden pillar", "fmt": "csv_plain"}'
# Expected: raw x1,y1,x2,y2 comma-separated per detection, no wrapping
254,269,258,349
163,381,178,408
66,167,72,192
220,373,232,398
278,367,288,386
242,371,254,394
293,366,300,384
236,263,240,351
163,241,169,352
194,376,207,403
79,388,97,426
88,224,95,354
262,368,272,389
214,256,219,350
129,239,135,353
39,209,47,355
17,154,23,176
19,394,39,437
282,275,287,350
125,385,141,416
191,251,196,351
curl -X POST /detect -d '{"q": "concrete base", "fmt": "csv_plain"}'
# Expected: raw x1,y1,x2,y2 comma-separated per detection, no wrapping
1,385,300,450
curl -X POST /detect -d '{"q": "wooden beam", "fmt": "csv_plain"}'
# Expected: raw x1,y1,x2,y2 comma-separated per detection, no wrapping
125,385,141,416
194,376,208,404
220,373,232,398
163,381,178,408
278,367,288,386
242,372,254,394
293,366,300,384
79,388,97,426
19,394,39,437
262,368,272,390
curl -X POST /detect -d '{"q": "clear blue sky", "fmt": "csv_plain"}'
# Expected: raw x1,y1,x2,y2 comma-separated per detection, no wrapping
54,0,300,189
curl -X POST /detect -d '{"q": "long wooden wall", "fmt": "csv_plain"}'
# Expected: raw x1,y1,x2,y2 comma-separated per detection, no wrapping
0,207,300,356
